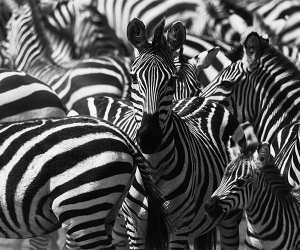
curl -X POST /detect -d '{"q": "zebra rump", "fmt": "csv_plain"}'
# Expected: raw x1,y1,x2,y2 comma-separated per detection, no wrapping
0,116,168,249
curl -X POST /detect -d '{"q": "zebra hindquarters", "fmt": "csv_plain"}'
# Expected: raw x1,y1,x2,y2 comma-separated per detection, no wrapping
50,150,136,249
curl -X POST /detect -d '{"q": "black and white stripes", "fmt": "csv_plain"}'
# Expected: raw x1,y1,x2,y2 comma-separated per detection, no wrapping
0,115,167,249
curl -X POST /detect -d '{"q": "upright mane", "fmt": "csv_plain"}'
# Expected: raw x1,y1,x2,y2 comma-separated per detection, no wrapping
262,44,300,75
26,0,56,63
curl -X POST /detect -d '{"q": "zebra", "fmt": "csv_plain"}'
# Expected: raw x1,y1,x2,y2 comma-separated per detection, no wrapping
121,18,247,249
205,142,300,250
201,31,300,145
4,0,130,110
0,115,168,250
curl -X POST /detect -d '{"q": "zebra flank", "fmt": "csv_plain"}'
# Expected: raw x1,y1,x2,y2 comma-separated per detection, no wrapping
0,116,168,249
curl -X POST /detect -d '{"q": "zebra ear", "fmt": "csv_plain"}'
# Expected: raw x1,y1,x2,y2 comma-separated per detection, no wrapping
152,18,167,48
166,21,186,52
127,18,149,52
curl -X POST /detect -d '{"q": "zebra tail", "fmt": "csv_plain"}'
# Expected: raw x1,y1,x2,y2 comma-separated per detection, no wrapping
194,229,217,250
135,155,169,250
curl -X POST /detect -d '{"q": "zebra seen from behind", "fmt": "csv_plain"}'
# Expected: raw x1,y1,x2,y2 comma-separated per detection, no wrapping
205,142,300,250
0,115,168,250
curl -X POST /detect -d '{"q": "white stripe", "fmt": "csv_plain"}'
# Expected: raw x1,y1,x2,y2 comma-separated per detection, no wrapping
0,83,54,106
87,97,98,117
0,71,26,81
65,85,121,109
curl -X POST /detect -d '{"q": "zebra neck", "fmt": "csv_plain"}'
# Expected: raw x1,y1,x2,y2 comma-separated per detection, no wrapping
141,116,176,180
27,59,66,84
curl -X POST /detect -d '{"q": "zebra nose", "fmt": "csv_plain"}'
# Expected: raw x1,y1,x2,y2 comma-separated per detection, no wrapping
204,196,224,219
137,113,162,154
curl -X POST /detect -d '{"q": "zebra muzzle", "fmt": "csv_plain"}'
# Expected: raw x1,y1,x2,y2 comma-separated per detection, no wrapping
137,113,162,154
204,196,224,219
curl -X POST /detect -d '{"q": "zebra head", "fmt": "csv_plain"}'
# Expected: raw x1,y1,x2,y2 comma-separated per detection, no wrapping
201,32,272,126
204,142,273,219
127,18,185,153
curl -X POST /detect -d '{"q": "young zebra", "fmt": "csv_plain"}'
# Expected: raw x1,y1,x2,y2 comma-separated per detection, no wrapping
0,115,168,250
4,0,130,111
205,142,300,250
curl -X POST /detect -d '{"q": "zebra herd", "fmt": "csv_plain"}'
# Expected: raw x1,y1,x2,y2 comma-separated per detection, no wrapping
0,0,299,249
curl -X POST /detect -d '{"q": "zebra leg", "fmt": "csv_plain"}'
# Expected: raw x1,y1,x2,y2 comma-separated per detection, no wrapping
168,234,189,249
218,209,243,250
117,168,148,249
28,236,50,250
48,230,62,250
112,212,129,249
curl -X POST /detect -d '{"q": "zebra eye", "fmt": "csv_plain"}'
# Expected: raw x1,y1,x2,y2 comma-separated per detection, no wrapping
235,179,245,187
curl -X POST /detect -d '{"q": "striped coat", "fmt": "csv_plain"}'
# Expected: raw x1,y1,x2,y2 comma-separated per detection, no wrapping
5,3,130,110
0,69,66,122
0,115,167,249
206,143,300,250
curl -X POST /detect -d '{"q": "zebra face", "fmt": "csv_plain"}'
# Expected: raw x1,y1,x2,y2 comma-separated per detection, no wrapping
127,19,185,153
241,31,268,71
205,143,273,219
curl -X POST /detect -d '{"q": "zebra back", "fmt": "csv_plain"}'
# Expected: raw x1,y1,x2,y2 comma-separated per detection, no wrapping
0,69,66,122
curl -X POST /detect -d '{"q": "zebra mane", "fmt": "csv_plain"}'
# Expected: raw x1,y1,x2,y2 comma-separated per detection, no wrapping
26,0,55,63
262,43,300,74
42,10,76,54
258,164,300,204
